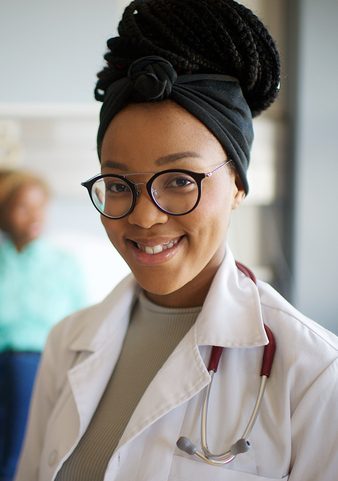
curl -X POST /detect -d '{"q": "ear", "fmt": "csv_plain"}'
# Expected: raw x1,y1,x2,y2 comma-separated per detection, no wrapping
231,173,246,210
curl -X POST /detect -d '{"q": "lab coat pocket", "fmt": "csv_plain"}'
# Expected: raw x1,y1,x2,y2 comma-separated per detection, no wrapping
168,455,289,481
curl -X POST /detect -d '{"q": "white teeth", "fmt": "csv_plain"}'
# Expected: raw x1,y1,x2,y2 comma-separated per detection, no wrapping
136,238,179,255
145,245,161,254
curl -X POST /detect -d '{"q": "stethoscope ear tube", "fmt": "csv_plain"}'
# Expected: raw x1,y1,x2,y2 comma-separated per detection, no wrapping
207,346,223,372
261,325,276,377
230,438,250,455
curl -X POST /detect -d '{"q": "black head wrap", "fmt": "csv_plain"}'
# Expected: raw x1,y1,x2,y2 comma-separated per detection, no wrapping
97,56,253,193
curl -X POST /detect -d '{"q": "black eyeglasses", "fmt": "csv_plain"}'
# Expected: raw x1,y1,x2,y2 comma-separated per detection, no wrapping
81,161,230,219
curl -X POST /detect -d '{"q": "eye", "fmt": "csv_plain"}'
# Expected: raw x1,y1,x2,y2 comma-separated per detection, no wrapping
106,180,131,194
161,173,196,191
170,176,193,187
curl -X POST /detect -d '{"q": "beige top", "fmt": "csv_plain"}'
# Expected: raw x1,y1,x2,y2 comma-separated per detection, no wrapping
55,291,201,481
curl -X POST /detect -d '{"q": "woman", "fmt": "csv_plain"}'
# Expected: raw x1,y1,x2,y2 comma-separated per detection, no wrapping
15,1,338,480
0,169,87,481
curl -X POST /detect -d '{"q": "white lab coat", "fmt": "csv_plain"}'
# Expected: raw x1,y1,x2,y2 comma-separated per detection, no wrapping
15,247,338,481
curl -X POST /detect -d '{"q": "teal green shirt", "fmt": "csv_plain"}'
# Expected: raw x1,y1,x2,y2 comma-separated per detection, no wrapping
0,237,88,352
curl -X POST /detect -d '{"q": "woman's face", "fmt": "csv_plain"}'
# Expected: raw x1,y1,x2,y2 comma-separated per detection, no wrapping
100,101,244,307
3,184,48,250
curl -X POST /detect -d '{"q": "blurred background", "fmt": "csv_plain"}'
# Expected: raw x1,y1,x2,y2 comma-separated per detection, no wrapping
0,0,337,332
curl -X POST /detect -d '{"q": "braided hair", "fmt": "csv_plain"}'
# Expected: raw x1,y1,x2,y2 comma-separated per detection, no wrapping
95,0,280,117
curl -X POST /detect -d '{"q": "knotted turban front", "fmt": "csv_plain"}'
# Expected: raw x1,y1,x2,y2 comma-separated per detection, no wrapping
96,56,254,193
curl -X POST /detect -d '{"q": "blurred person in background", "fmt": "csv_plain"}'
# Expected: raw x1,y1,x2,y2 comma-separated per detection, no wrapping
0,168,87,481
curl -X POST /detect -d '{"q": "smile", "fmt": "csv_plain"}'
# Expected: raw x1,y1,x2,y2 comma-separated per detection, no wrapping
136,238,180,255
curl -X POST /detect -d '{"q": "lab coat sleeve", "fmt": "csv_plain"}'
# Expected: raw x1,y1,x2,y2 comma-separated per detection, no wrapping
14,323,70,481
289,358,338,480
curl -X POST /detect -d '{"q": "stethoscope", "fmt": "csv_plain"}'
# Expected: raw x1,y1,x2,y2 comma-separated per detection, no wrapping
176,262,276,466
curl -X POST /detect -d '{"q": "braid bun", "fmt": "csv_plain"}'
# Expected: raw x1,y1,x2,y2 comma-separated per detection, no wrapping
95,0,280,117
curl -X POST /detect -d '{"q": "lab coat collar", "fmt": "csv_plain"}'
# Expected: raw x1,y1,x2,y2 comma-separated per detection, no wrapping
195,245,268,349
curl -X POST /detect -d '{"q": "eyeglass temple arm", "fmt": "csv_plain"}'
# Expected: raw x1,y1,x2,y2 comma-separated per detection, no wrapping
206,160,232,177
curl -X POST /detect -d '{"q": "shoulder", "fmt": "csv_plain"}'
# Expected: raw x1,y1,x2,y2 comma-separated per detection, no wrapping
32,240,87,287
35,239,79,264
257,280,338,411
258,279,337,389
258,279,337,352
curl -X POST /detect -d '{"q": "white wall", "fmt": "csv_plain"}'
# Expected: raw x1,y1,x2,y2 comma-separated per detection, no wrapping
0,0,121,104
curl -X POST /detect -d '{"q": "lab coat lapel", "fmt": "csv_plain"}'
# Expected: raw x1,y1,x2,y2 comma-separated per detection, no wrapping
67,275,138,436
195,247,268,348
117,325,211,449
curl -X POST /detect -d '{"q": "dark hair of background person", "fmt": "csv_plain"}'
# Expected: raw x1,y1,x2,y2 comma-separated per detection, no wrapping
95,0,280,118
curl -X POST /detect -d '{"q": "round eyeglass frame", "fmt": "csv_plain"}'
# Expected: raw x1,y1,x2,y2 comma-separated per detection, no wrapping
81,161,230,220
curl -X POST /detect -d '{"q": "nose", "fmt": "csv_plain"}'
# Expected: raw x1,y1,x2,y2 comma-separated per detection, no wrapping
20,204,44,225
127,189,168,228
32,207,44,221
29,205,45,223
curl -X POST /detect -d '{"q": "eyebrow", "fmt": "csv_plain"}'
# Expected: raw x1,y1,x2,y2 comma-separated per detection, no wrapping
101,151,202,171
156,151,202,165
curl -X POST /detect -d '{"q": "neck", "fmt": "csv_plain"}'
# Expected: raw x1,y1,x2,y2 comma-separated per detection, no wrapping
145,256,222,308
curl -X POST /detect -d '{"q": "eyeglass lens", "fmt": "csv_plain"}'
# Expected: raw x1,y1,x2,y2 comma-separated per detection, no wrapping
91,172,200,218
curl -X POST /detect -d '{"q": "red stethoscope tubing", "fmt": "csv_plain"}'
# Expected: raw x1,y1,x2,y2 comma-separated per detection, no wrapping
207,261,276,376
207,324,276,376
